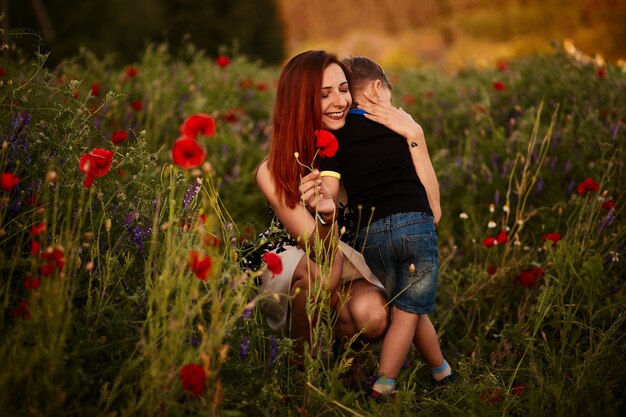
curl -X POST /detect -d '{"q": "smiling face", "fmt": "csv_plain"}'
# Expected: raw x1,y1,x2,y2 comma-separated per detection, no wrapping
320,63,352,131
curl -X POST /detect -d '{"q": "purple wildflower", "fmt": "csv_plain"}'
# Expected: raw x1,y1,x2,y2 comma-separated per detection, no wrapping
6,112,32,162
268,335,278,369
601,209,615,230
490,154,501,173
567,180,576,195
184,180,201,210
535,178,544,195
124,211,151,253
242,308,252,320
240,336,250,361
549,157,558,171
494,189,500,207
611,123,620,141
562,160,572,175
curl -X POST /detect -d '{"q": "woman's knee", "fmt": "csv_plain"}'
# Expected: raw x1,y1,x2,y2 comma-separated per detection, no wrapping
348,286,389,339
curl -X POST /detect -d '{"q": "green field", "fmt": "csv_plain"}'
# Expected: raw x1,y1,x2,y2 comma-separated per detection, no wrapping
1,40,624,416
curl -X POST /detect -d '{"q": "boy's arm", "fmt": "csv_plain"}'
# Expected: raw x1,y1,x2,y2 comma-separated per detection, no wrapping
406,128,441,224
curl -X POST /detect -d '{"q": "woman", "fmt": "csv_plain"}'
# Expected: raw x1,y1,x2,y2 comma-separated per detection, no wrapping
255,50,389,355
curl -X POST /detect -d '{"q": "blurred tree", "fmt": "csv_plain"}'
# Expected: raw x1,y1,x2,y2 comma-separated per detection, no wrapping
4,0,285,66
162,0,285,64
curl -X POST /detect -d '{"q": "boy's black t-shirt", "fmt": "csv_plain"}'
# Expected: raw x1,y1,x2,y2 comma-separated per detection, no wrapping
320,110,432,228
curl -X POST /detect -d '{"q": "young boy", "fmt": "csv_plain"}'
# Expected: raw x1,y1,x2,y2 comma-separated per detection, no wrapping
320,56,456,399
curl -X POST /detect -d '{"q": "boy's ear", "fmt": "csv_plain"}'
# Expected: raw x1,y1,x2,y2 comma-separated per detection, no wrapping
368,79,383,98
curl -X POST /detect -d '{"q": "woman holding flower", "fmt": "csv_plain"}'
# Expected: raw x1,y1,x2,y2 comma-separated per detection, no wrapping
255,50,388,355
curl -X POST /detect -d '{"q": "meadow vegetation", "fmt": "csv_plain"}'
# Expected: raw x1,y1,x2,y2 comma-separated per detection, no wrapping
1,38,624,416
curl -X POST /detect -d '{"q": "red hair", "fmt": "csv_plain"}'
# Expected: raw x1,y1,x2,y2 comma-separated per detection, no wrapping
268,50,349,208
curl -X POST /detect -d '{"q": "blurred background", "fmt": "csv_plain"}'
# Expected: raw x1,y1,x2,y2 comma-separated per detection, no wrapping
2,0,625,71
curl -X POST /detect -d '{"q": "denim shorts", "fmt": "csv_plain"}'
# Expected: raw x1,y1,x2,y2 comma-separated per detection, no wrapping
356,212,438,314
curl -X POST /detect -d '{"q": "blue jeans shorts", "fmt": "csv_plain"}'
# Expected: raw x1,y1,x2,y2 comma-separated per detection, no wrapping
356,212,438,314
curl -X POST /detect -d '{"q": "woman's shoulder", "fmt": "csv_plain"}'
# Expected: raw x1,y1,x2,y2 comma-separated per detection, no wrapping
256,159,271,188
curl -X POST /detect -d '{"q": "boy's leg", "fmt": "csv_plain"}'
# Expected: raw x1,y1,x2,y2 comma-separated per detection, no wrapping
373,306,418,393
413,314,451,381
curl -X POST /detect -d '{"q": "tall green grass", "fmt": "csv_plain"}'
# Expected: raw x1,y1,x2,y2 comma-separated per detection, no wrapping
1,40,624,416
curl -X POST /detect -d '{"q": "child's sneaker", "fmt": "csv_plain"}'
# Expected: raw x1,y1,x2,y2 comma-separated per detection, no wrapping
366,387,398,403
432,371,458,387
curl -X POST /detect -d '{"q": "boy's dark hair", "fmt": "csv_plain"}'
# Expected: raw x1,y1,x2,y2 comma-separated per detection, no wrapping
342,56,392,93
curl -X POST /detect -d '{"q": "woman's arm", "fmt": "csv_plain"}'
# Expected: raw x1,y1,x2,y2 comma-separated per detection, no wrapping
256,161,337,251
357,93,442,224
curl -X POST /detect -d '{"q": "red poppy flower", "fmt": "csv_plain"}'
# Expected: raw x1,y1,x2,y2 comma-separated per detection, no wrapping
90,82,100,97
492,81,506,91
0,67,5,76
131,101,143,111
1,172,20,192
180,363,206,396
402,93,417,105
188,250,212,280
262,252,283,277
315,130,339,158
31,240,41,255
111,130,128,145
41,263,55,276
517,266,543,288
495,231,507,245
256,81,268,92
204,233,222,247
12,300,31,319
180,113,216,138
518,270,536,288
215,55,231,68
41,246,66,275
597,67,606,78
487,265,498,275
172,136,206,170
79,148,114,188
220,109,239,123
28,194,39,206
496,60,508,71
239,78,253,89
601,199,615,210
543,232,561,246
480,387,503,404
126,66,138,78
511,383,526,396
482,237,496,248
24,278,41,289
31,223,47,236
530,266,544,278
577,177,599,195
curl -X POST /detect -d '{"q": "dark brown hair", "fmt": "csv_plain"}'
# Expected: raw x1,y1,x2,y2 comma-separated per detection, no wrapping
342,56,392,95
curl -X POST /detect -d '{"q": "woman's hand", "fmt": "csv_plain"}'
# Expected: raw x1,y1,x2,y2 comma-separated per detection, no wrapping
299,169,336,221
357,91,424,142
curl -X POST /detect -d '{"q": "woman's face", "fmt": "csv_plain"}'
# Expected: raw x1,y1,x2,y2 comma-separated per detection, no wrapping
320,63,352,131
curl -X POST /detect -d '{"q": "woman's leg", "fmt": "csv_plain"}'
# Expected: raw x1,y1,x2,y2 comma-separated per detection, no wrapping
335,279,389,342
289,255,321,354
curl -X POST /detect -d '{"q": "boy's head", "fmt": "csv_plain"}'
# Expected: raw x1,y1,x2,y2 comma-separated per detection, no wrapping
342,56,392,105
